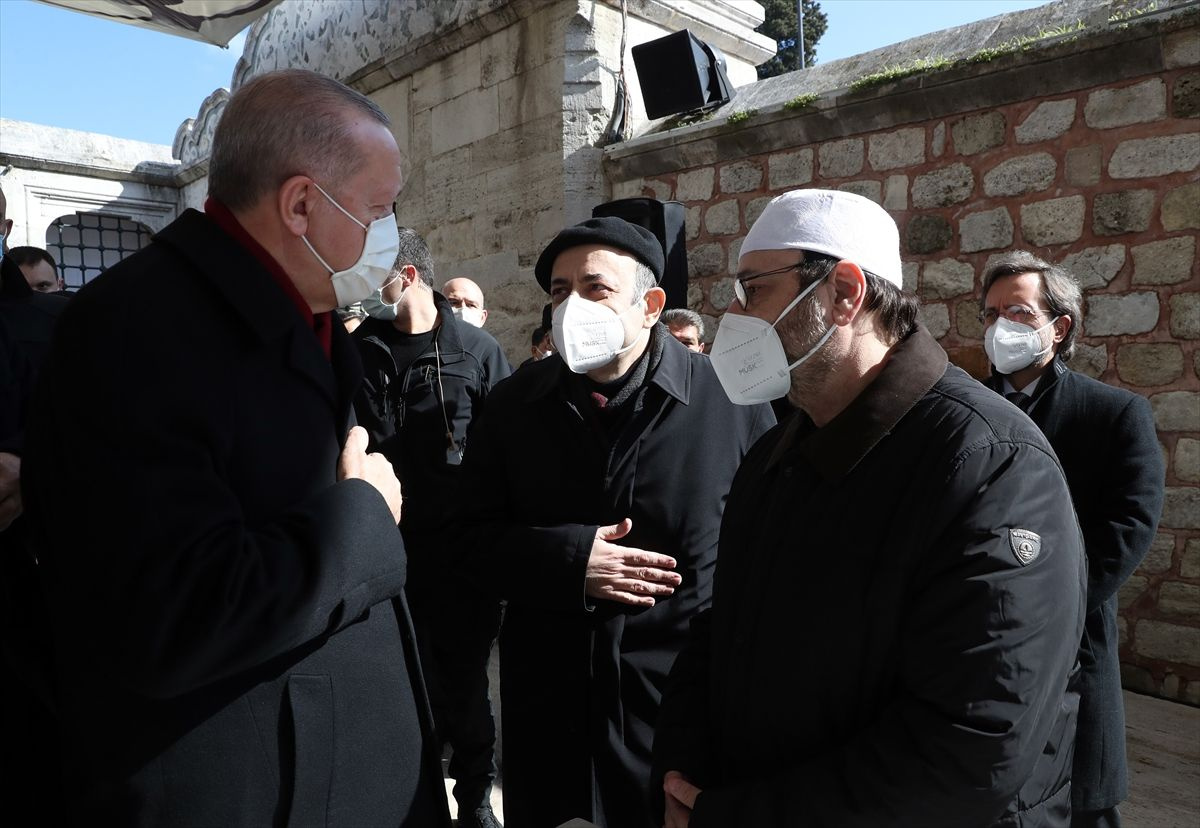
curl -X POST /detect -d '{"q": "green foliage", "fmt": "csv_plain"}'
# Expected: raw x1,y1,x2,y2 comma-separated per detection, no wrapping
756,0,829,79
1109,1,1158,23
662,110,716,130
726,109,758,125
849,56,951,91
783,93,818,111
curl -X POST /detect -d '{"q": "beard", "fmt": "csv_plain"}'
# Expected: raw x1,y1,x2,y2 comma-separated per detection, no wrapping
776,288,837,409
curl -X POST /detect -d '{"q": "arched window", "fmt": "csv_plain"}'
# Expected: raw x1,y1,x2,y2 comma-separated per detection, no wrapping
45,212,153,290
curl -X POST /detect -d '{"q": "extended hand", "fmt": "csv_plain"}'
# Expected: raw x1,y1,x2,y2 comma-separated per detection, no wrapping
585,518,681,607
337,427,402,523
664,770,700,828
0,452,21,532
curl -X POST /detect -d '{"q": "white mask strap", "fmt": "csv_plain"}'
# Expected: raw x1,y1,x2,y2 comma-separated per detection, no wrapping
311,181,367,230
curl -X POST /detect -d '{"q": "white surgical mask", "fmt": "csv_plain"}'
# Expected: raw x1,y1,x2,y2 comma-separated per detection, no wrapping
551,293,647,374
709,275,834,406
985,316,1057,375
452,306,485,327
536,347,554,361
301,182,400,307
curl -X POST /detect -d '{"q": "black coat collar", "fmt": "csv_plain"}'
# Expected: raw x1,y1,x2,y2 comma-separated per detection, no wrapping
767,325,948,481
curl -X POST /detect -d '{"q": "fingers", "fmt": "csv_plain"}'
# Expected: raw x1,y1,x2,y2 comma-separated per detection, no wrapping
622,563,681,586
343,426,368,454
664,774,701,809
597,589,656,607
595,517,633,542
620,548,678,571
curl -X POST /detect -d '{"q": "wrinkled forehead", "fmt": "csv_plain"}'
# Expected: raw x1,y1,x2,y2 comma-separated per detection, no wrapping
550,244,639,284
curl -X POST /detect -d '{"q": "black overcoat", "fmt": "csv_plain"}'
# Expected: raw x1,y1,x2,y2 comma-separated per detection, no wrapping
455,331,774,827
21,209,449,826
987,359,1165,811
654,328,1087,827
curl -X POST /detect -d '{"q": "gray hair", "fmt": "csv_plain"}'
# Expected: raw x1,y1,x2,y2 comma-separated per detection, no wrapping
208,69,391,211
661,307,704,338
981,251,1082,361
633,261,658,297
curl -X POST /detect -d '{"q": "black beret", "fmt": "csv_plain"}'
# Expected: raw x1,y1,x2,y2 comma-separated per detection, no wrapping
535,216,665,293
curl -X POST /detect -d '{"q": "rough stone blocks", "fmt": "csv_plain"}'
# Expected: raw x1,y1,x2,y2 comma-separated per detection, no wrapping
921,258,975,299
1131,236,1195,285
906,214,952,254
868,128,925,171
918,303,950,339
818,138,864,179
1020,195,1084,246
1150,391,1200,431
720,161,763,194
1116,344,1184,386
1015,99,1076,144
704,199,741,236
1084,79,1167,128
1065,145,1101,187
1093,189,1156,236
768,149,814,190
677,168,714,202
983,152,1056,197
1169,293,1200,339
1161,182,1200,231
960,207,1014,253
1060,244,1126,290
1109,134,1200,179
1085,292,1159,336
952,111,1005,156
911,163,974,208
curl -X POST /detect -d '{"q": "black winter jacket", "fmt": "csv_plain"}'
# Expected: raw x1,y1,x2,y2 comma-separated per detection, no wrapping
654,326,1087,828
353,297,511,544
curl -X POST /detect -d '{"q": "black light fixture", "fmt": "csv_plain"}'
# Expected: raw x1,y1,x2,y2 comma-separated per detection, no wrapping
631,29,734,120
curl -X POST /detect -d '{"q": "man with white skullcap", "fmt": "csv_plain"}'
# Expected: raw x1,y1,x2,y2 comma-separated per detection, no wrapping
652,189,1086,828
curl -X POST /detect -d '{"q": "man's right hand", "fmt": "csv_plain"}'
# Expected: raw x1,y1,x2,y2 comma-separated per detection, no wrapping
338,426,402,524
586,518,680,607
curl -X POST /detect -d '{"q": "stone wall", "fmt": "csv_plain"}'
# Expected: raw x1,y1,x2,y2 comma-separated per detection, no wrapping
605,3,1200,703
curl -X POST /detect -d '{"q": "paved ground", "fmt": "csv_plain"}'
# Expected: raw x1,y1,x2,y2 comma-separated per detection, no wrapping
445,687,1199,826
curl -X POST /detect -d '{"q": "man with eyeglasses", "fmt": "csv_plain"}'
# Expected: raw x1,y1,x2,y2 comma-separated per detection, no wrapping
979,251,1164,828
653,189,1086,827
21,70,448,825
453,216,774,827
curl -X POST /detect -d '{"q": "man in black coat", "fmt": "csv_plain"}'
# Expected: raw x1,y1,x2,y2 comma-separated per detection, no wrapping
353,229,511,828
455,217,774,827
979,251,1165,828
654,189,1086,827
21,69,449,826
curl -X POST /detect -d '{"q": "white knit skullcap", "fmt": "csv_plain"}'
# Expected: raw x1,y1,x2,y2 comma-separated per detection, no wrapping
740,189,903,288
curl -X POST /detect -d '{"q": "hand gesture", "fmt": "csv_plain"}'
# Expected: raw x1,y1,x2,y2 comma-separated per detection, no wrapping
337,427,402,523
585,518,680,607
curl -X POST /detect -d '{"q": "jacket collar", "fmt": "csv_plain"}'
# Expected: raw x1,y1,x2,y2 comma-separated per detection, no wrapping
767,324,948,481
525,323,692,405
985,356,1067,411
155,209,342,408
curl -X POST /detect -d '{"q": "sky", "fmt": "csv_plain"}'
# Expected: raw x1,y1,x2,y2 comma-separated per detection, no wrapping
0,0,1050,148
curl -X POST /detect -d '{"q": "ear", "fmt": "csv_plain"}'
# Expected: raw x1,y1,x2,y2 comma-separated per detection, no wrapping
278,175,316,237
641,286,666,327
1052,315,1072,344
830,260,867,327
400,264,422,288
480,309,489,324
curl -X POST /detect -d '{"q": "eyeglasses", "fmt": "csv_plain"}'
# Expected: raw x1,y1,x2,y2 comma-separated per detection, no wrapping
977,305,1052,326
733,262,804,310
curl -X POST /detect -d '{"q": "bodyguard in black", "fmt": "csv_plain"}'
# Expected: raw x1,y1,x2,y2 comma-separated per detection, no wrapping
353,229,511,828
455,217,774,827
655,190,1085,827
980,252,1165,828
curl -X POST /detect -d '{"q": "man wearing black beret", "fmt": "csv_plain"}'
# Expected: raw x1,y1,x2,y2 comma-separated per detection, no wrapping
454,216,775,827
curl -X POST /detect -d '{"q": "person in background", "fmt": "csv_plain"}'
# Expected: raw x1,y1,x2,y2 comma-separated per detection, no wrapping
337,301,367,333
660,308,705,353
979,251,1164,828
353,231,511,828
654,189,1085,828
443,276,488,327
21,68,448,826
7,246,65,293
518,324,553,369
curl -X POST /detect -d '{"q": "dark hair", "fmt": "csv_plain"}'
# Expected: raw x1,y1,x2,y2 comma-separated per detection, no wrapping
530,326,547,346
7,246,57,271
208,69,391,211
981,251,1081,361
796,252,918,345
660,308,704,338
394,226,434,287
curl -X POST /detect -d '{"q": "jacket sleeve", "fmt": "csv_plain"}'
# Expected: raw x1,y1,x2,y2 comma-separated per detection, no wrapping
1083,394,1164,611
27,302,409,701
690,439,1086,827
452,390,596,610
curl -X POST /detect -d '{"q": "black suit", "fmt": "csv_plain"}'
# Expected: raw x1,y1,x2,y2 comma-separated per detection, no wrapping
988,358,1165,816
22,209,449,826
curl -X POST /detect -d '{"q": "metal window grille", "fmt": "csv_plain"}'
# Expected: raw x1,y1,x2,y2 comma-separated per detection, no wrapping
45,212,153,291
